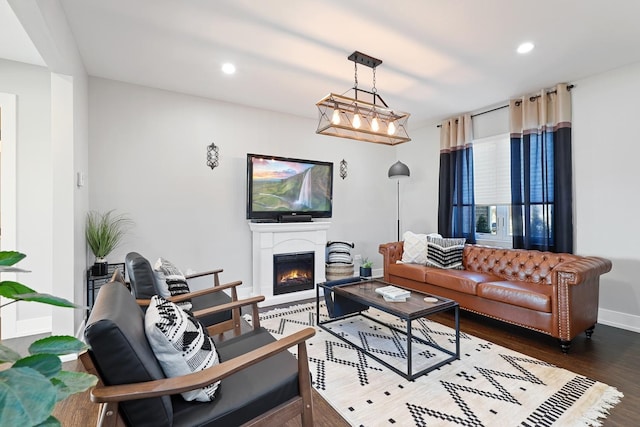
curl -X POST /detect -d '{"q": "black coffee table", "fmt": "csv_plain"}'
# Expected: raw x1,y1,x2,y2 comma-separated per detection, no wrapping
317,279,459,380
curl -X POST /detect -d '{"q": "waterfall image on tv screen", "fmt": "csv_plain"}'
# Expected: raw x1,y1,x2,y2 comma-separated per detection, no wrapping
250,156,332,214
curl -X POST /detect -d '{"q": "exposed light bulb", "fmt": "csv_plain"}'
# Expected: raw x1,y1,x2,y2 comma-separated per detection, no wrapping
353,113,361,129
387,120,396,135
371,116,380,132
332,109,341,125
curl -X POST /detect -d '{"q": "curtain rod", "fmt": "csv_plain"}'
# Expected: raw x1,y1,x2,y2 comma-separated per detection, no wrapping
436,84,575,127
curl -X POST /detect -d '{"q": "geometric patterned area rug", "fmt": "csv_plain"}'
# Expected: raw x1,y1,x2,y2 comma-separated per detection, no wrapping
249,302,623,427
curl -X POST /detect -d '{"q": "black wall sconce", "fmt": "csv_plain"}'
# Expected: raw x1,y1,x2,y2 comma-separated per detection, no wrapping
339,159,348,179
207,142,219,170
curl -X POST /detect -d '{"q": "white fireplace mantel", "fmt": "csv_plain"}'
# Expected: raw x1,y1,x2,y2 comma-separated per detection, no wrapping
249,221,330,305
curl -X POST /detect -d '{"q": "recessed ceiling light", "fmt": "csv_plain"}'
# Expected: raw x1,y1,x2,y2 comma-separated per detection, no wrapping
517,42,535,54
221,63,236,75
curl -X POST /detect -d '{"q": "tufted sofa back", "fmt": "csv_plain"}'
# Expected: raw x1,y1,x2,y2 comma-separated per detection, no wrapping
463,245,579,285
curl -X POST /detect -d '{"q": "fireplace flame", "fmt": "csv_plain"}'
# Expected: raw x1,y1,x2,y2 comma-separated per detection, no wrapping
279,269,311,283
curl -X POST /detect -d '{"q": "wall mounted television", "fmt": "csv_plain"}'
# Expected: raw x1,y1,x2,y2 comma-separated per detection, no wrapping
246,153,333,221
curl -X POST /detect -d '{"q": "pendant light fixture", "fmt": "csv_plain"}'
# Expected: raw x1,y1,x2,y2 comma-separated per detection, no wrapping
316,51,411,145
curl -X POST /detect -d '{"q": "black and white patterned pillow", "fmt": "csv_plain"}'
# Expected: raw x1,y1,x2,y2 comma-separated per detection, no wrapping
426,237,467,269
145,296,221,402
153,257,192,311
326,241,354,264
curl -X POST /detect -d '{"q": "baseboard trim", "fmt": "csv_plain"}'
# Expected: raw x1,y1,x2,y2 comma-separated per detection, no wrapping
16,316,51,337
598,308,640,333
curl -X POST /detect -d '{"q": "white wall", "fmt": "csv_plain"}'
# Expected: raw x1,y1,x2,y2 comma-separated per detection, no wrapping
396,123,441,235
0,58,53,337
573,61,640,331
88,77,399,292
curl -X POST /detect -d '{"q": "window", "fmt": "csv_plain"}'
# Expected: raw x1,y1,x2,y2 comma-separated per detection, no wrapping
473,133,512,247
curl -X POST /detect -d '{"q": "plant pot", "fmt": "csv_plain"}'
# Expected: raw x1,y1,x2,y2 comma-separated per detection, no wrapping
92,258,109,276
359,266,372,278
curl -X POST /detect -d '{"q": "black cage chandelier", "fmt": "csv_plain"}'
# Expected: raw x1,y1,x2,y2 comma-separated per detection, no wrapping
316,51,411,145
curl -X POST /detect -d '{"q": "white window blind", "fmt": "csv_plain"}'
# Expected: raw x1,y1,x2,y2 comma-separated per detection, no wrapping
473,133,511,205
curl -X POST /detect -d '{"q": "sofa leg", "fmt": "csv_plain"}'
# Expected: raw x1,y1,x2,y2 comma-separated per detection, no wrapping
585,325,595,339
560,340,571,354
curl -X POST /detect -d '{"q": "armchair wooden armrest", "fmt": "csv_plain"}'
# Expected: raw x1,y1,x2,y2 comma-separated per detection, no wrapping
87,327,316,403
194,295,264,333
135,280,242,306
185,268,224,286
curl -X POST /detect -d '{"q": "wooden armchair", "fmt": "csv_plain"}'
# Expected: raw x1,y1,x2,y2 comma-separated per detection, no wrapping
82,279,315,427
125,252,242,335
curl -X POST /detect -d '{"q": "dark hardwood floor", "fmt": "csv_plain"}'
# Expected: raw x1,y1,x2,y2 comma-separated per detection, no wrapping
54,304,639,426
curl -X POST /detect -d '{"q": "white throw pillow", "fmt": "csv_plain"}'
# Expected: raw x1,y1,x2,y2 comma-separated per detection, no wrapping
153,257,192,311
401,231,428,265
145,296,220,402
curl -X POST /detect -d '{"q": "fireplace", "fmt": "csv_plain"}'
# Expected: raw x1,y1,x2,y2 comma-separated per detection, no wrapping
273,251,315,295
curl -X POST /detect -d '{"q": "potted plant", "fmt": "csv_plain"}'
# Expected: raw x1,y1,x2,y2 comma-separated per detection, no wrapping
359,258,373,278
0,250,97,426
85,210,132,276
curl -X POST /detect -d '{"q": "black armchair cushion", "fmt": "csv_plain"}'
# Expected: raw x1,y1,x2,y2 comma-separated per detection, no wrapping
190,292,233,326
171,328,299,427
323,277,369,318
125,252,157,300
85,282,173,427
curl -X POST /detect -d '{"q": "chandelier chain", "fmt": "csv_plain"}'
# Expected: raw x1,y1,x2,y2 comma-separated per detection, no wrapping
372,67,377,94
353,61,358,89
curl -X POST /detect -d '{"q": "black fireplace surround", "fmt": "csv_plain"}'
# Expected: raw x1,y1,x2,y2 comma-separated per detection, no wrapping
273,252,314,295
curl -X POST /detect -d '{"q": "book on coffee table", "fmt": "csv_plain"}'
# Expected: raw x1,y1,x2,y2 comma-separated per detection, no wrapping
375,285,411,302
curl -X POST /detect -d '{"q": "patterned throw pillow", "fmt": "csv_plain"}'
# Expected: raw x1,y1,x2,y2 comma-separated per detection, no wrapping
153,258,192,311
401,231,428,264
326,241,354,264
145,296,221,402
426,236,467,269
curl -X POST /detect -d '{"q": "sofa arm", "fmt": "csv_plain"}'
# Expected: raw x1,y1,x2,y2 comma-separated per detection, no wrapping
378,242,404,282
553,256,612,285
551,255,612,342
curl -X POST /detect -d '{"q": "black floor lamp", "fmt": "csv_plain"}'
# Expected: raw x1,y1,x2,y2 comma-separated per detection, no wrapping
388,161,410,241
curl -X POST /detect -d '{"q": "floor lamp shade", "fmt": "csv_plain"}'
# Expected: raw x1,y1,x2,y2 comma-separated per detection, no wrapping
388,161,410,178
388,161,410,241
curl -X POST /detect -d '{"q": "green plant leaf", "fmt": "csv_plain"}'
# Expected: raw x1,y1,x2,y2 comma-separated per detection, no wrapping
13,354,62,379
0,281,36,299
0,343,22,363
0,367,57,426
86,210,133,258
29,336,88,356
51,371,98,401
35,415,61,427
0,251,26,266
10,292,80,308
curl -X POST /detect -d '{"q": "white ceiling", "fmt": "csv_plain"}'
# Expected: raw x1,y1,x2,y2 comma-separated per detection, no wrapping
3,0,640,126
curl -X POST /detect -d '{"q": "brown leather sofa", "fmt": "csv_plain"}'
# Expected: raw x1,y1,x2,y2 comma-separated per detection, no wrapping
379,242,612,352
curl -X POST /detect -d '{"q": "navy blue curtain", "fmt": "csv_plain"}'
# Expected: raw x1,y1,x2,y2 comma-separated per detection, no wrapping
509,84,573,253
437,116,476,243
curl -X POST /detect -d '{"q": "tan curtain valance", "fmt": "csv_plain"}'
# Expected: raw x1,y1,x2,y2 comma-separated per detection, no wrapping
440,114,473,151
509,83,572,136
